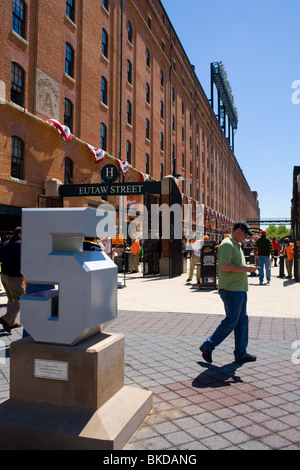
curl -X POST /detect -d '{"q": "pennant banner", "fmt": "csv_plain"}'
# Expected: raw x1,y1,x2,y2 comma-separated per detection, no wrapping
138,171,149,182
44,119,72,142
116,159,130,175
87,144,106,163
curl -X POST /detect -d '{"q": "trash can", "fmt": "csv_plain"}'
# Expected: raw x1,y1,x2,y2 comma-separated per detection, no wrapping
200,241,217,289
279,255,285,278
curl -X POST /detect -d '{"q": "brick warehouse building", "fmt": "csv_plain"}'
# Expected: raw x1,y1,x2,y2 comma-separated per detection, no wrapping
0,0,259,243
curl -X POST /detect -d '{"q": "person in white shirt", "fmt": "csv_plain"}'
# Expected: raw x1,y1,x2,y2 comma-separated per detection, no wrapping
186,237,207,284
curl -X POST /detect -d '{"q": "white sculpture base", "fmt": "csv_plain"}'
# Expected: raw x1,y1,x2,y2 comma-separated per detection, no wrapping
0,333,152,450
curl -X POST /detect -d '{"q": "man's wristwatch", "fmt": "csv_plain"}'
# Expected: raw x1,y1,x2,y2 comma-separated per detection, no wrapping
244,266,247,271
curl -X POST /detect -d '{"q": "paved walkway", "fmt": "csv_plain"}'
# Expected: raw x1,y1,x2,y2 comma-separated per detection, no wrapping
0,264,300,450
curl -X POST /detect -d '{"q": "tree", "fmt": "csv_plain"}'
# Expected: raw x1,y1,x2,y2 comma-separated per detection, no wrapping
266,225,290,239
266,225,277,238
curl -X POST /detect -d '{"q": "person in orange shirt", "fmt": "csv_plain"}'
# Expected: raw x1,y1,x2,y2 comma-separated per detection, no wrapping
129,234,140,272
280,238,294,278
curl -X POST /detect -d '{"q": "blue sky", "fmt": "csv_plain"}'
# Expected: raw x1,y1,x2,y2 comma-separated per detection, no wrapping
161,0,299,221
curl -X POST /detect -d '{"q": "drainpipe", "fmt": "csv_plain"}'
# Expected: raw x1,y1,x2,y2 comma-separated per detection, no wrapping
119,0,124,161
169,28,173,176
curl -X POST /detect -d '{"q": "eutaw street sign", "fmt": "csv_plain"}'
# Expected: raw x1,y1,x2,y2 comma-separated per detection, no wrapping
59,181,161,197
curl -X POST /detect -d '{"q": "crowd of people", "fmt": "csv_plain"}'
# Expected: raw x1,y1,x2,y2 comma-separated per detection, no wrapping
240,231,295,283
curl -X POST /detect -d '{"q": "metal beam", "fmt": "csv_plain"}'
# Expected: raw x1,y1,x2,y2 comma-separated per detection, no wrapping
247,219,291,226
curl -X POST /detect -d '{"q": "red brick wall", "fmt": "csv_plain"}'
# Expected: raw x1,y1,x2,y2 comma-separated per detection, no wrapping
0,0,260,226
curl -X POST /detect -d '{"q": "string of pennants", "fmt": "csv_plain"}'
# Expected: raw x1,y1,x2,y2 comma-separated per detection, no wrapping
43,118,230,219
44,118,149,181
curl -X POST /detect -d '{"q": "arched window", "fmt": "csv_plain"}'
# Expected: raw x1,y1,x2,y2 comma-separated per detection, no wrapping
160,100,164,120
64,157,74,184
127,100,132,125
64,98,73,132
146,49,150,68
160,132,164,151
101,76,108,105
65,43,74,77
127,60,132,84
160,163,164,180
100,123,107,150
126,140,131,164
102,29,108,58
127,21,132,43
160,70,164,87
11,136,24,179
146,83,150,104
11,62,24,106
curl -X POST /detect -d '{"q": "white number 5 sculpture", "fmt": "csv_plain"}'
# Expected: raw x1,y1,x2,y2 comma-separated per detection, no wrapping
21,208,117,345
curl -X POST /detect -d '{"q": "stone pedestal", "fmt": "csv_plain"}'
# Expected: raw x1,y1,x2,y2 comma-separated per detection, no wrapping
0,333,152,449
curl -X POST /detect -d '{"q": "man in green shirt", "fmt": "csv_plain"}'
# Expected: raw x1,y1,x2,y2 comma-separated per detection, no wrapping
200,222,258,364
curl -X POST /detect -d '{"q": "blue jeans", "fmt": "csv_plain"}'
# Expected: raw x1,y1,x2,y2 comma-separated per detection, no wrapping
202,289,248,359
258,256,270,283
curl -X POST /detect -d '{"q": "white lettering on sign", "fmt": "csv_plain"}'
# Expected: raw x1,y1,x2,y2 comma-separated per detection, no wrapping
34,359,68,381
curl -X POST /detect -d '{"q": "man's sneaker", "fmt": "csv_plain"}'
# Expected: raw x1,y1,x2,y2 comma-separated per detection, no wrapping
200,345,212,363
186,278,192,282
235,354,256,363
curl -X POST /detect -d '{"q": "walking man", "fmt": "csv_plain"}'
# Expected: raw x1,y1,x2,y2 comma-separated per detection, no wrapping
253,230,274,284
200,221,257,364
0,227,25,333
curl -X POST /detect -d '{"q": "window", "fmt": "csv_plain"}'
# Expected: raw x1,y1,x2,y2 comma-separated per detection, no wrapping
127,21,132,43
65,43,74,77
146,83,150,104
102,29,108,58
66,0,75,22
160,132,164,151
11,62,24,106
160,163,164,180
182,126,184,142
182,101,185,115
172,87,175,103
146,119,150,140
160,101,164,120
146,49,150,68
160,70,164,87
127,60,132,84
64,157,74,184
172,115,175,132
126,140,131,164
12,0,26,39
102,0,109,12
100,123,107,150
11,136,24,179
101,76,107,105
127,100,132,125
64,98,73,132
146,153,149,174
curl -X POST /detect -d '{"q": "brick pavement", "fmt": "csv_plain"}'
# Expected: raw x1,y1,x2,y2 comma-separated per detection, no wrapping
106,310,300,450
1,283,300,450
